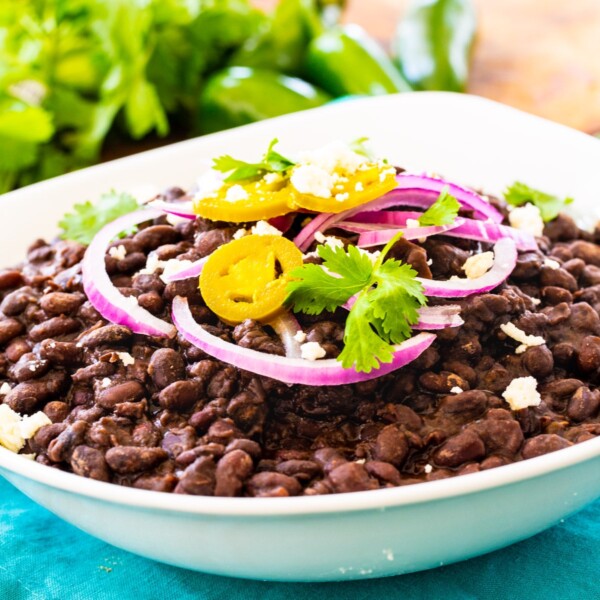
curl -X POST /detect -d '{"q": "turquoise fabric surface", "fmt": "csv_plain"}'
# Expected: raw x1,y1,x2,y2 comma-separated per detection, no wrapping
1,477,599,600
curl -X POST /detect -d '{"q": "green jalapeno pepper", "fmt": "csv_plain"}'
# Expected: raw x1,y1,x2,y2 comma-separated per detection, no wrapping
304,24,411,97
393,0,476,92
198,67,332,134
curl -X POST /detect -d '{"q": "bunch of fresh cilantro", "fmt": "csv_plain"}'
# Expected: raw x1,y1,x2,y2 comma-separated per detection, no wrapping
0,0,330,193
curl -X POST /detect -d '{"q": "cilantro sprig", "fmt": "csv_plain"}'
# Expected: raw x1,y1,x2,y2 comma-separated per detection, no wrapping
212,138,296,183
286,234,427,373
59,190,138,245
418,186,460,226
504,181,573,222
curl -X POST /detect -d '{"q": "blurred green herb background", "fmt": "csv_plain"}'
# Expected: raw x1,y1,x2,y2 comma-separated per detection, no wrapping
0,0,476,193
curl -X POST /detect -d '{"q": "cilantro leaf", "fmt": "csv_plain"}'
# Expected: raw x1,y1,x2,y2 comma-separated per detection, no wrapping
58,190,138,245
317,243,374,284
338,294,395,372
504,181,573,222
418,186,460,226
369,260,425,343
349,136,377,161
285,244,372,315
212,138,296,182
286,236,427,373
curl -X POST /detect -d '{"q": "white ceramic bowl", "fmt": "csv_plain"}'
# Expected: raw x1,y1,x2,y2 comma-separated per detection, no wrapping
2,93,600,582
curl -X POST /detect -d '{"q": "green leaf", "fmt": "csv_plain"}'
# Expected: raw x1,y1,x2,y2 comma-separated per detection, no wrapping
58,190,139,245
394,0,477,92
418,186,461,226
286,237,427,372
504,181,574,222
318,243,373,284
338,294,395,373
0,104,54,142
369,259,426,343
213,137,296,182
349,136,377,161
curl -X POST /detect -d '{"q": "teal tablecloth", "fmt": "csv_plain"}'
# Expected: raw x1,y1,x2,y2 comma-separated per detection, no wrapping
1,477,599,600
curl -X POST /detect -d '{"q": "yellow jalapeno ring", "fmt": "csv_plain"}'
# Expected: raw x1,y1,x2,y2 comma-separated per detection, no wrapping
193,177,292,222
290,163,397,214
199,234,304,325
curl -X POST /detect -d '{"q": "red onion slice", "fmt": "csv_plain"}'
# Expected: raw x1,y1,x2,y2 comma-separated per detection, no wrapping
172,296,436,385
392,174,503,223
293,174,503,251
342,298,463,330
83,209,176,338
356,218,465,247
413,305,464,330
349,211,537,251
149,200,196,220
418,237,517,297
293,212,331,250
161,256,209,283
270,312,303,359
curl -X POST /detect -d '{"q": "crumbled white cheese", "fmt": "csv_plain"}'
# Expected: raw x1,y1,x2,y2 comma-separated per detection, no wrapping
0,404,51,453
424,464,433,474
293,330,307,343
233,228,247,240
298,141,365,175
508,203,544,237
28,363,37,372
463,251,494,279
290,164,335,198
450,386,463,394
502,376,542,410
543,258,560,270
355,181,364,192
314,231,344,249
300,341,327,361
116,352,135,367
531,297,541,306
0,382,12,395
354,458,366,464
379,167,396,182
19,412,52,440
335,192,350,202
251,220,282,236
426,258,433,266
500,322,546,354
139,252,163,275
263,172,282,185
101,377,112,388
405,218,420,229
225,184,249,202
160,259,194,283
109,245,127,261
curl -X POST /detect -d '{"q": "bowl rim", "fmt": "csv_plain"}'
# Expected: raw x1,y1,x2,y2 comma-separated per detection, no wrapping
2,91,600,518
2,436,600,516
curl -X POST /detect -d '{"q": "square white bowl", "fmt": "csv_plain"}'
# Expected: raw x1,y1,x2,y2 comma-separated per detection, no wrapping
1,92,600,581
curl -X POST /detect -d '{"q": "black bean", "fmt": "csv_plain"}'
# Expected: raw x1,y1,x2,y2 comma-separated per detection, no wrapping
148,348,186,390
105,446,168,474
77,324,132,348
70,445,110,481
97,381,145,409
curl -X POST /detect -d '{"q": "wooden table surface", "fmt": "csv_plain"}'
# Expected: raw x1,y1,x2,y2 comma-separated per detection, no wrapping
344,0,600,134
257,0,600,133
